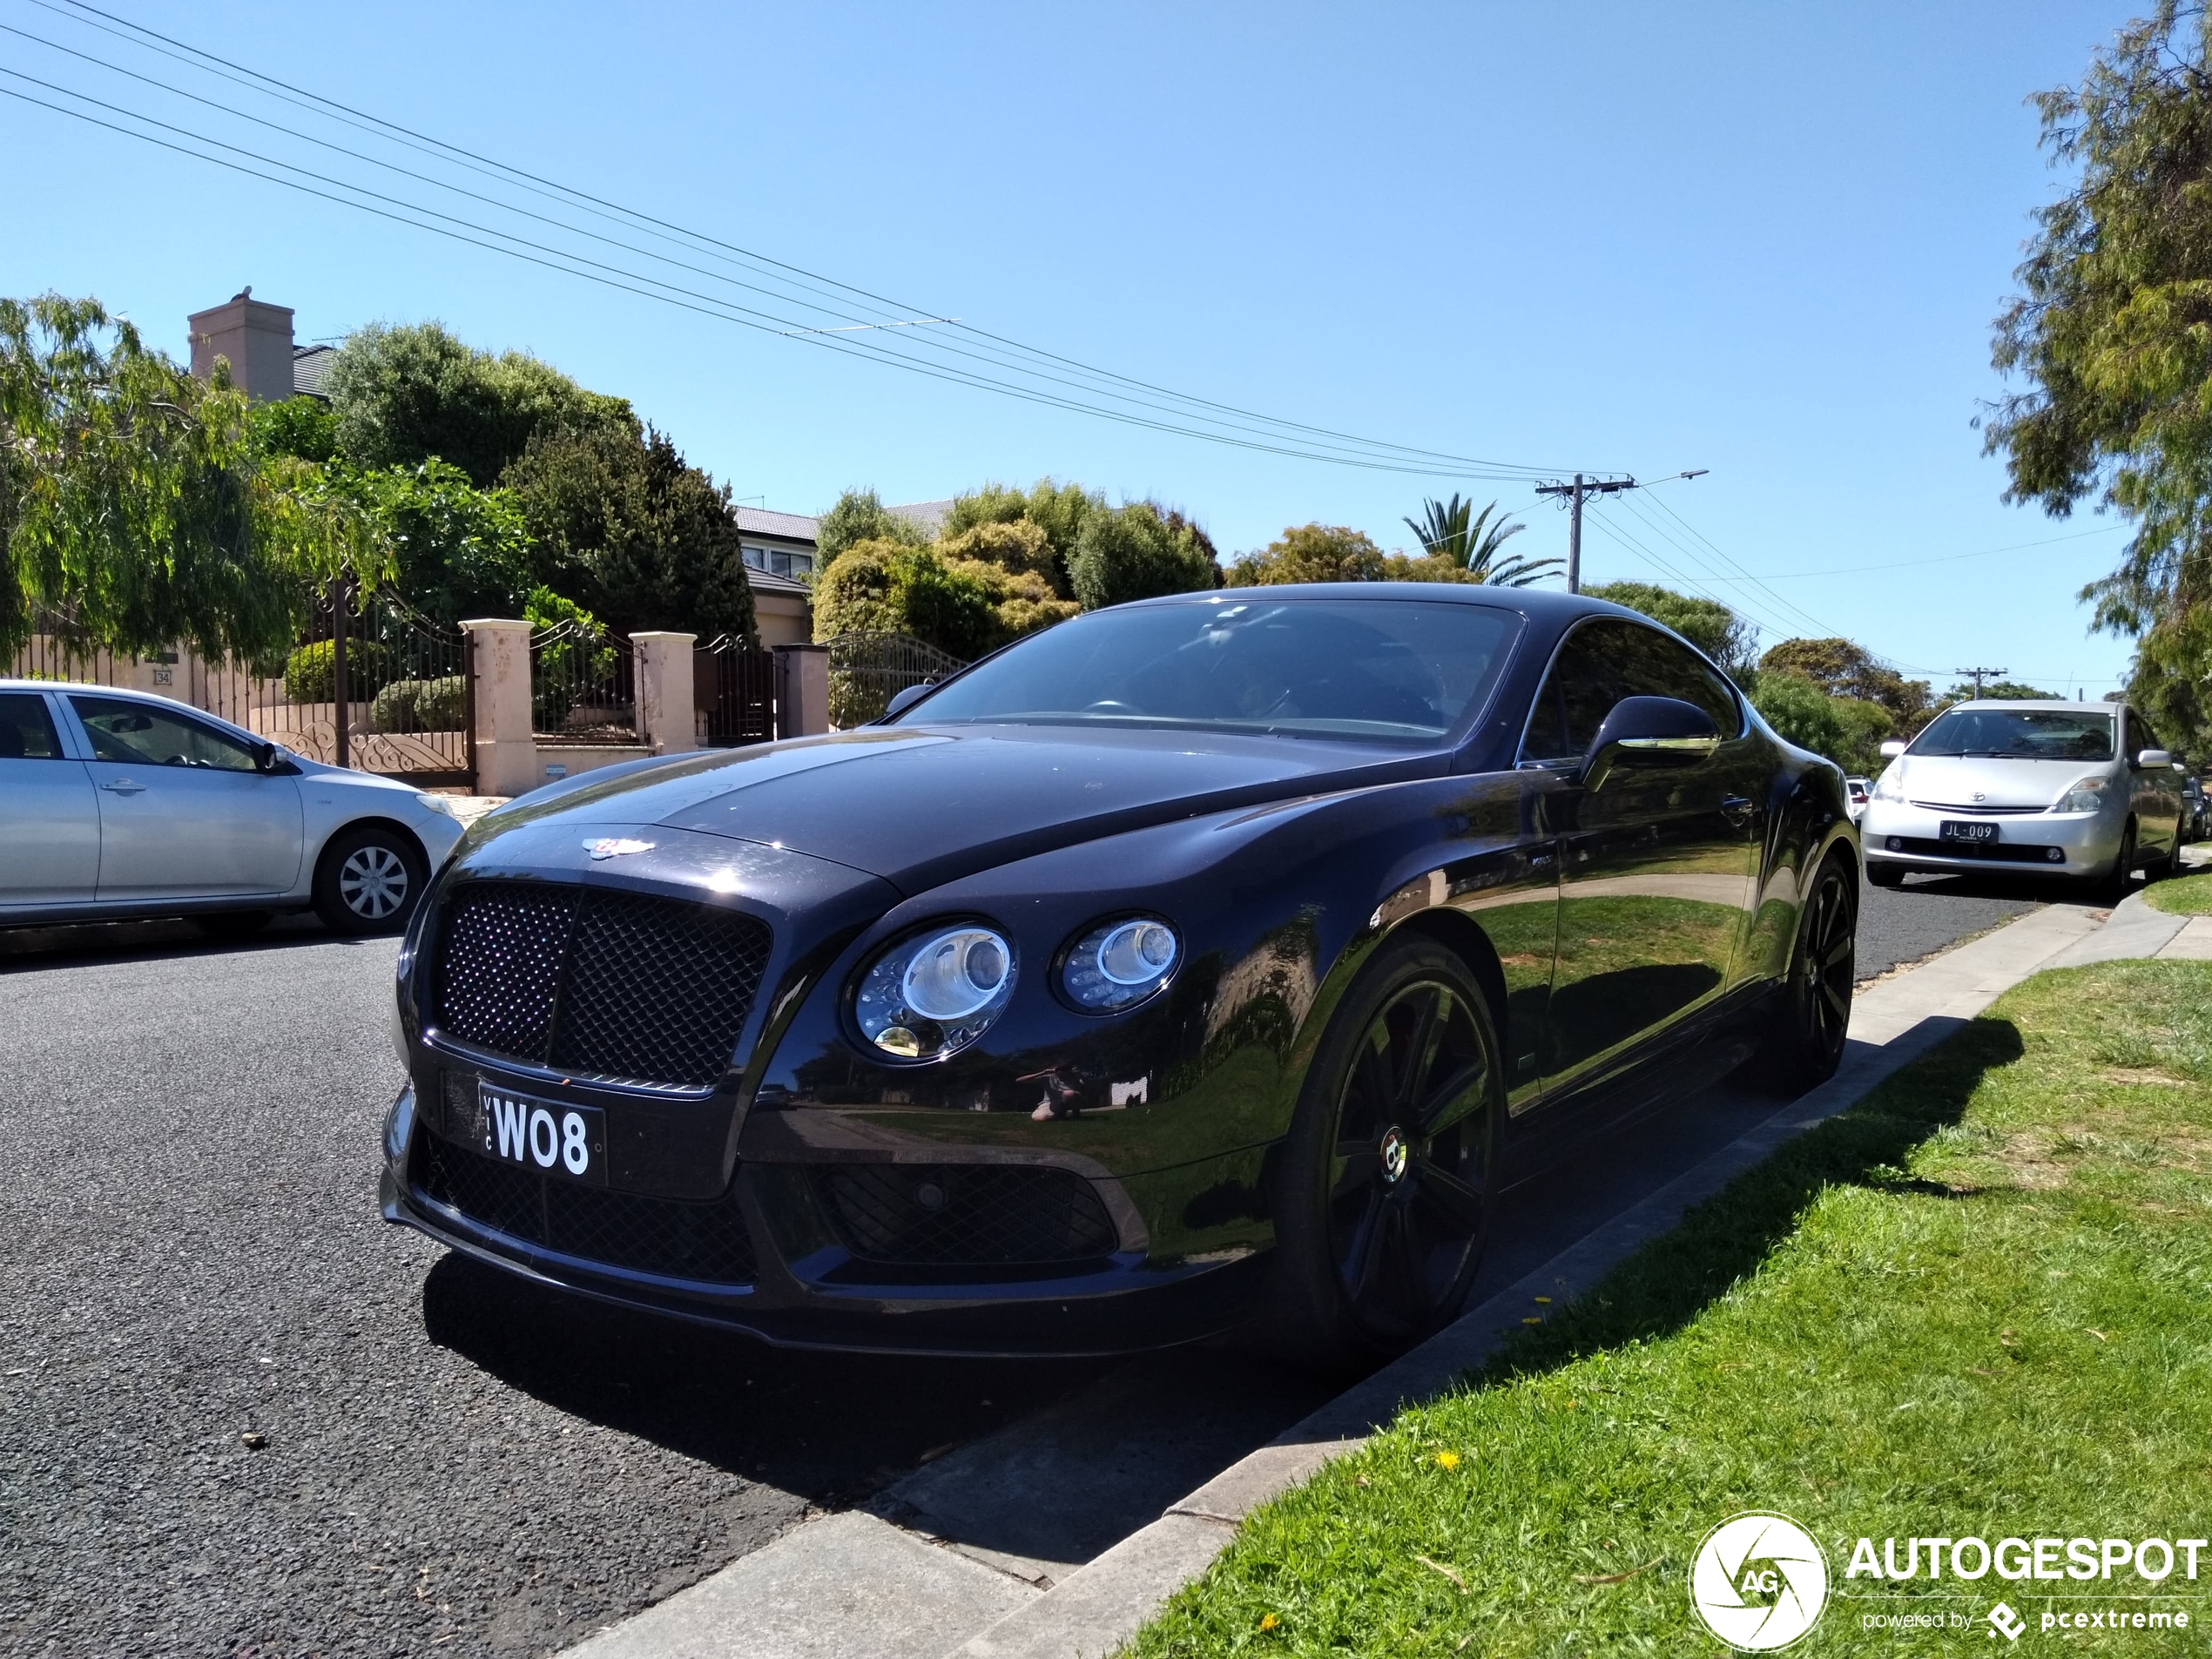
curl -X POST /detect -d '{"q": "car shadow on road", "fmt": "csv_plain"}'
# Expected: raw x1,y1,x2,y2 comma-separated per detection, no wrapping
0,912,359,970
417,1251,1110,1508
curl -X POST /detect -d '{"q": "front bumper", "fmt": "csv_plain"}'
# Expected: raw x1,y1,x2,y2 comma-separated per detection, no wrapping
1860,799,2120,878
380,1082,1271,1357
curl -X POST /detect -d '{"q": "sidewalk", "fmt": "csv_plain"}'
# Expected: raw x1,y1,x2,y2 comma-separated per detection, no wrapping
565,901,2110,1659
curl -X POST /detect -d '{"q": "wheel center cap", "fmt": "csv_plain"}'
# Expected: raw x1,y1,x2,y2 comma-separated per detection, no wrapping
1379,1128,1409,1184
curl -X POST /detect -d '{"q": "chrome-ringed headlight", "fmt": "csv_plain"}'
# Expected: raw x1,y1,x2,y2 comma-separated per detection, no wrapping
1871,763,1906,803
2052,775,2111,814
853,924,1015,1061
1060,915,1179,1012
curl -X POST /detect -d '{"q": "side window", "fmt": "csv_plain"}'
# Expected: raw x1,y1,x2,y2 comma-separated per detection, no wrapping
68,696,260,772
2124,711,2151,760
1521,620,1740,763
0,691,64,759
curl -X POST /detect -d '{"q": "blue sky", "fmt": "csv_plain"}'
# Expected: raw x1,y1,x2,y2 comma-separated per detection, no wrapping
0,0,2150,694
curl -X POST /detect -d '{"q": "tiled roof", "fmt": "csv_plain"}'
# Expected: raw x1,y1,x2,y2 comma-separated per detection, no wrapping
291,344,338,397
747,568,812,598
734,507,819,543
887,498,954,537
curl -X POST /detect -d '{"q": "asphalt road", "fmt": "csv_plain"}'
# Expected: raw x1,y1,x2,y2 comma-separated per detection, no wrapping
0,868,2078,1656
1853,863,2059,980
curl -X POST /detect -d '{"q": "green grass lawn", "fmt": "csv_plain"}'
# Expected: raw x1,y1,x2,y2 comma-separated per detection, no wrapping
2145,871,2212,915
1128,961,2212,1656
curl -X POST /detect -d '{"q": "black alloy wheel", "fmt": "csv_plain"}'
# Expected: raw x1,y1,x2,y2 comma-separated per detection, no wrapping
1765,853,1856,1089
1256,936,1501,1371
313,825,425,936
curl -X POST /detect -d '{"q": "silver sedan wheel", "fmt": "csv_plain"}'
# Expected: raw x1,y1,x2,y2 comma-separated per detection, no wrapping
338,844,410,919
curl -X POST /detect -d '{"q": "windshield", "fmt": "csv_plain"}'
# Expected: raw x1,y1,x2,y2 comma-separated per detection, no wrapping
1909,707,2114,763
905,598,1521,742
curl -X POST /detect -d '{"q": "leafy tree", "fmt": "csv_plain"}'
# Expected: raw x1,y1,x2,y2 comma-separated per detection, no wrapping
941,479,1096,597
1757,636,1930,725
1985,5,2212,732
1,293,385,664
812,540,1006,658
1069,501,1218,609
816,488,928,564
1225,523,1386,585
1587,581,1760,677
1403,494,1560,586
324,321,631,488
324,460,535,625
1939,678,2058,703
1751,671,1848,764
502,424,754,640
939,518,1060,584
249,395,341,463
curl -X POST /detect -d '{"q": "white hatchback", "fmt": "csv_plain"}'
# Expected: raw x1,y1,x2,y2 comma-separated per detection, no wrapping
1861,699,2185,894
1,679,465,934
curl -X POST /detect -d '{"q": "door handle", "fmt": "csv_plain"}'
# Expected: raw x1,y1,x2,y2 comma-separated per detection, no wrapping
1721,794,1756,820
99,779,146,795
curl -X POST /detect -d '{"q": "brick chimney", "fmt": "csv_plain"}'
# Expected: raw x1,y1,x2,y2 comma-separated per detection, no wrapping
187,288,297,402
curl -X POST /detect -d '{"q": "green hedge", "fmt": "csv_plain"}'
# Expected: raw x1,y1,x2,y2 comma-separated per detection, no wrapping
369,675,465,733
283,637,388,704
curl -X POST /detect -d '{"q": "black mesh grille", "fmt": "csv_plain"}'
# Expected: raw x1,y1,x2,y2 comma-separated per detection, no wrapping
411,1131,757,1285
551,890,774,1088
819,1163,1119,1266
437,885,574,1060
431,880,772,1089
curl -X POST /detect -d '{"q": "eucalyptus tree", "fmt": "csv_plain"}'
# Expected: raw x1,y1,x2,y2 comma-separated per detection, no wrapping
1,293,384,664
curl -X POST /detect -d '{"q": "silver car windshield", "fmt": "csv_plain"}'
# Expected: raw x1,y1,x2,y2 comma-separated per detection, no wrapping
1910,707,2114,763
907,598,1521,742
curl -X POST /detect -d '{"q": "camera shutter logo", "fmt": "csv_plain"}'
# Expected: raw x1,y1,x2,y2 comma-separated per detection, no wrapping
1689,1512,1830,1650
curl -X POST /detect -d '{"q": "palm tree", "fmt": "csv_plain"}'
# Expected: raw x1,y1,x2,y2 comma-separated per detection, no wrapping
1403,494,1562,587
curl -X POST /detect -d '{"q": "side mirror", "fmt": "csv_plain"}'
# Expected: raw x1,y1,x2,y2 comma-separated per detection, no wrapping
1580,695,1718,792
883,682,934,722
2137,748,2171,770
1879,740,1906,759
255,741,279,772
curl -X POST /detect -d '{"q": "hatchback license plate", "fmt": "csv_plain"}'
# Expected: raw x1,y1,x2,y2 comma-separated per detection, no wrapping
475,1081,607,1185
1939,819,1999,845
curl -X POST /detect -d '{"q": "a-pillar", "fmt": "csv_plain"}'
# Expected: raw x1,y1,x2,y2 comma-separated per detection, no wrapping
461,618,536,797
773,643,830,737
632,631,698,755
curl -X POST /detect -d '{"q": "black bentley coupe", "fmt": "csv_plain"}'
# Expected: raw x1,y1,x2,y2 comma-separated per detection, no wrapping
381,585,1858,1366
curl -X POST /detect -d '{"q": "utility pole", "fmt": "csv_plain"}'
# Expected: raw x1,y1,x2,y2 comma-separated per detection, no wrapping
1954,666,2008,698
1534,471,1702,592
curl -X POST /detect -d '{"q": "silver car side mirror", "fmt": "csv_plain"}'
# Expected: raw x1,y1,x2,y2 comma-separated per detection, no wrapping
1879,740,1905,759
2137,748,2172,770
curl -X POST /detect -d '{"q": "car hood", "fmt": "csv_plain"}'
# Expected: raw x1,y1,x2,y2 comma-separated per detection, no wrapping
1892,753,2100,809
483,724,1446,893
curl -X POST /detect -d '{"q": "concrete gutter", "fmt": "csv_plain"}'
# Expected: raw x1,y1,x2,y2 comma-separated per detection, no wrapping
565,901,2110,1659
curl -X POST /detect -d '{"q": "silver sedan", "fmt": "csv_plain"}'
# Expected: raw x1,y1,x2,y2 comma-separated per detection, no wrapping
1861,698,2185,894
1,679,464,934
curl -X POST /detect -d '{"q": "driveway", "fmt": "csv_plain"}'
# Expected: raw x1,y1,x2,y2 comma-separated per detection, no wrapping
0,867,2087,1656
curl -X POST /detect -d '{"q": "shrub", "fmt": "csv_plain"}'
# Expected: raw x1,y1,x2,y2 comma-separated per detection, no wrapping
1069,502,1218,609
283,637,388,704
369,675,466,732
813,542,1008,658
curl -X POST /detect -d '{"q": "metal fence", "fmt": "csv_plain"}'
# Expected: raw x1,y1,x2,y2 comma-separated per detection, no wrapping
826,631,968,728
531,619,637,744
697,634,776,745
10,589,475,788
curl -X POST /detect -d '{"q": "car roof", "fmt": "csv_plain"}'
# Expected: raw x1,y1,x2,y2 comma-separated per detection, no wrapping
1113,583,1642,627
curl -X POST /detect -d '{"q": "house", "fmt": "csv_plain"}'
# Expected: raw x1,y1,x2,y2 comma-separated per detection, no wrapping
734,508,819,647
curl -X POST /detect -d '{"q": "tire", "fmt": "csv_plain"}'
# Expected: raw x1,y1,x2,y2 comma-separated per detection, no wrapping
1251,935,1503,1373
191,910,273,941
1866,861,1905,888
313,825,426,936
1760,853,1857,1091
2097,821,2138,906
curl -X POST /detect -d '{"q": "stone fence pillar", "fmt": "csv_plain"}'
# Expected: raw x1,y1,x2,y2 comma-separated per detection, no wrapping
631,631,698,756
461,618,536,797
773,643,830,738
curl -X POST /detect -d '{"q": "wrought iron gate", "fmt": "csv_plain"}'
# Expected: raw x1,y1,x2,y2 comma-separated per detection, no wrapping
697,634,777,745
826,631,968,727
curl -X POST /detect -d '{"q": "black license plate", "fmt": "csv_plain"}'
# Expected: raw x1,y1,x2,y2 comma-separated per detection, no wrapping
1939,819,1999,844
469,1080,608,1185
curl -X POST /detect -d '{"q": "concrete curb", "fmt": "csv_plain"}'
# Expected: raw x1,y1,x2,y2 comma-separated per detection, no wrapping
2045,889,2184,968
940,901,2103,1659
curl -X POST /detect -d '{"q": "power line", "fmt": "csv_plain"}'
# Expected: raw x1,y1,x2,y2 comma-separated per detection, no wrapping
11,0,1592,482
